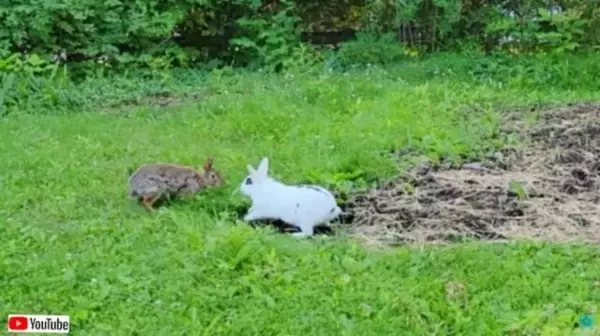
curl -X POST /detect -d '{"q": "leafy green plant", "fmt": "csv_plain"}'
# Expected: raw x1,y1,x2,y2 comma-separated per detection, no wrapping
0,53,57,75
333,32,410,69
230,1,309,72
536,8,586,54
0,53,65,117
508,180,529,200
486,5,592,55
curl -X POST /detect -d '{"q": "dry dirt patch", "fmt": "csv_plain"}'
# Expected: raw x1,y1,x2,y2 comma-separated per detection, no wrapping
345,103,600,245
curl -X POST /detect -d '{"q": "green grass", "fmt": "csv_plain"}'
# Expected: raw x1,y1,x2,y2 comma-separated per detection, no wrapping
2,53,600,335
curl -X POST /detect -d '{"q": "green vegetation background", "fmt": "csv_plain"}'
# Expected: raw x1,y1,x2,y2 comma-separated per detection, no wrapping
2,1,600,334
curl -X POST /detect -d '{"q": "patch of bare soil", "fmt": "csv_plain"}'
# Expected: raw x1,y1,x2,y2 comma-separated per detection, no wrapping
346,103,600,245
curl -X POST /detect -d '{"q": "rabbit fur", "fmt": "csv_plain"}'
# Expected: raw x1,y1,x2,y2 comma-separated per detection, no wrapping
128,157,223,210
240,157,342,237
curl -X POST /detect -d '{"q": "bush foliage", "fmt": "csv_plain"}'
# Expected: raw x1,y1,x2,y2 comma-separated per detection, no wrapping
1,0,599,73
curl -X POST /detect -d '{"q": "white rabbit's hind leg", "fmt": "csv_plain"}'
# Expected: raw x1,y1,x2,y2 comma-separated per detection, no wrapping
292,222,315,238
292,232,309,238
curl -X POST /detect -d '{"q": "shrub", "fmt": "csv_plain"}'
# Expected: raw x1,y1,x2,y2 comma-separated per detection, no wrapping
331,32,412,69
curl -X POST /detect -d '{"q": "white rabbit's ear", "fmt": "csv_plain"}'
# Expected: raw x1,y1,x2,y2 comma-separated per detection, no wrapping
247,164,255,174
256,157,269,178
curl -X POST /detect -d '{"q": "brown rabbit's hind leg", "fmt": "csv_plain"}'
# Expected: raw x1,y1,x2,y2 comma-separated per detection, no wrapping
141,191,162,211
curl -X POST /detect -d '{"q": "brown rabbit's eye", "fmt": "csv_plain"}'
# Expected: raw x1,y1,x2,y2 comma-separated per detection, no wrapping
245,177,253,185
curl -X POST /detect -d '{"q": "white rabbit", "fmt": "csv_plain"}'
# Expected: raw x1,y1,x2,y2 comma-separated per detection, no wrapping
239,157,342,237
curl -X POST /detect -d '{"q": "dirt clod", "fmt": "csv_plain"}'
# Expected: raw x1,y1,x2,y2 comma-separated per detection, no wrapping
346,103,600,245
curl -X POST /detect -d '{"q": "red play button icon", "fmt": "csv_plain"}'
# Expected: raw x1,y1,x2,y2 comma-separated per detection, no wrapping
8,316,28,331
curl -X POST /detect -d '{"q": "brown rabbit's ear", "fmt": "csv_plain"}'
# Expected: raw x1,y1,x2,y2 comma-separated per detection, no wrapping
203,156,214,171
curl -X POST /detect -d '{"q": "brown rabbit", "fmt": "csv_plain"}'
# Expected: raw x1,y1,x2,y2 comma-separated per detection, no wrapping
128,157,224,210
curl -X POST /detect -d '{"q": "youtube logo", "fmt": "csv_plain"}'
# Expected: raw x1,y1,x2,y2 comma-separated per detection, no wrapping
8,316,28,330
7,314,70,333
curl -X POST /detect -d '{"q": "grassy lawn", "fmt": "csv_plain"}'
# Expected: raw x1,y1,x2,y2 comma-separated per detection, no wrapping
2,53,600,335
